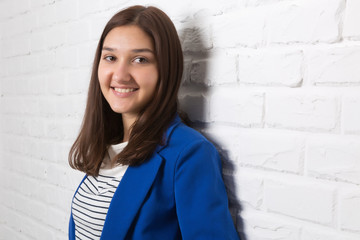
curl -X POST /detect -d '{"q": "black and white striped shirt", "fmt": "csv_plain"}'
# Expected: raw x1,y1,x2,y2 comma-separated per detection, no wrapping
72,142,128,240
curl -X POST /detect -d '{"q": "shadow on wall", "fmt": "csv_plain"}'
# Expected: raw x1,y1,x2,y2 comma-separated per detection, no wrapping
178,20,246,240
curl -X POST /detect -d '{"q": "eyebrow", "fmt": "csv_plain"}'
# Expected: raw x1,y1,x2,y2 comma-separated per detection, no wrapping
102,46,154,53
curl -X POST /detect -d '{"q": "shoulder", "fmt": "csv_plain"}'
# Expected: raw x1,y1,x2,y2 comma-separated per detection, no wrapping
172,122,207,141
159,122,220,166
169,122,215,149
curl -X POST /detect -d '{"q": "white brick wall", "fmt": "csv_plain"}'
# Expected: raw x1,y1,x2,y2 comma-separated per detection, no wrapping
1,0,360,239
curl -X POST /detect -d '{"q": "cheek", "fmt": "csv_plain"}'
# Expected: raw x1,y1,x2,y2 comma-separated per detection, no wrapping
148,69,159,92
98,66,110,86
146,76,158,97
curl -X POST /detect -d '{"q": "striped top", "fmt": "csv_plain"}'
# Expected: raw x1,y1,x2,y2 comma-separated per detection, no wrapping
72,142,128,240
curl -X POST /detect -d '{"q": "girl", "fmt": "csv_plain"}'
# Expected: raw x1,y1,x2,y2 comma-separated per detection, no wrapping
68,5,239,240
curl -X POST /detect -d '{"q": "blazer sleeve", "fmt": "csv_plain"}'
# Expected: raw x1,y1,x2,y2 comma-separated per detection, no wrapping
174,139,240,240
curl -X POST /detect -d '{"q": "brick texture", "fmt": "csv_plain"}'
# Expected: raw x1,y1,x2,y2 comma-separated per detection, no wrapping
1,0,360,239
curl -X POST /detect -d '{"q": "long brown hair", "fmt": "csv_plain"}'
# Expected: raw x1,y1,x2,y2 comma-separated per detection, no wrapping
69,5,184,176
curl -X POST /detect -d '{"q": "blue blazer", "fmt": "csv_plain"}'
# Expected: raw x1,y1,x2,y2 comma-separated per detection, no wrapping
69,115,240,239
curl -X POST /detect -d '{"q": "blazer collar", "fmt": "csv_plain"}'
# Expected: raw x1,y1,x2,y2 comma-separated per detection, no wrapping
100,114,181,239
155,114,182,152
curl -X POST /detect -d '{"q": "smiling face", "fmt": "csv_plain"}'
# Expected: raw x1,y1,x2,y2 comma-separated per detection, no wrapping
98,25,158,122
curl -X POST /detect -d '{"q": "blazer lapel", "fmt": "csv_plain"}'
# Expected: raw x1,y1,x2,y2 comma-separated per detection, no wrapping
155,114,181,152
100,153,164,239
100,114,182,239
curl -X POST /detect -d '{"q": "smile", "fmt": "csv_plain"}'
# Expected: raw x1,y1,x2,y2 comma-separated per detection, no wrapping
113,88,137,93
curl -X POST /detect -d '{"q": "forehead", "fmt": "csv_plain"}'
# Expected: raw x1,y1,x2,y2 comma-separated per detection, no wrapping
103,25,154,50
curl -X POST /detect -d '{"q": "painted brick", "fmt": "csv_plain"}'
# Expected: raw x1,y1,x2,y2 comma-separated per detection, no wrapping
0,206,37,240
78,0,103,17
342,96,360,134
0,225,25,240
306,136,360,184
182,58,192,85
241,209,301,240
343,0,360,39
30,30,47,52
9,0,30,16
178,92,210,122
186,0,243,18
37,141,59,163
340,191,360,232
55,46,79,69
266,0,343,44
146,1,195,22
264,179,335,225
232,170,263,210
190,51,237,86
89,11,111,40
0,59,5,78
179,24,213,52
31,222,57,240
1,134,24,154
302,227,360,240
66,20,91,45
1,115,27,136
22,157,49,180
45,24,67,49
266,92,339,132
2,35,30,57
1,39,11,58
21,11,38,34
0,76,13,95
40,184,75,211
54,0,79,23
30,0,51,9
209,88,263,126
237,131,304,173
17,209,56,240
56,95,87,118
14,173,44,199
21,53,39,74
101,0,135,14
46,163,84,189
1,0,360,239
44,206,69,231
306,46,360,85
28,118,46,138
0,1,12,20
37,51,56,72
46,119,81,141
246,0,290,7
27,74,48,95
77,42,97,68
202,125,242,163
2,188,30,216
4,57,22,76
211,8,265,48
1,17,23,38
54,141,76,164
238,49,303,87
36,3,56,28
46,71,67,95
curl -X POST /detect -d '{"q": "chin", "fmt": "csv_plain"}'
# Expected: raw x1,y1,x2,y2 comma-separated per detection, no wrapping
109,106,124,114
113,110,125,114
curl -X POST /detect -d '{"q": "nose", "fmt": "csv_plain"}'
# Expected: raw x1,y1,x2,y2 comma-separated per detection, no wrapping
112,60,131,82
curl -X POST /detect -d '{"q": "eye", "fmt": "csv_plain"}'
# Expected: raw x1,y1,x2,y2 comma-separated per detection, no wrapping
133,57,149,64
103,55,116,62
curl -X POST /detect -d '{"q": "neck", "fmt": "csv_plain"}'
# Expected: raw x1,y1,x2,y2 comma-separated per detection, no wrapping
122,114,137,142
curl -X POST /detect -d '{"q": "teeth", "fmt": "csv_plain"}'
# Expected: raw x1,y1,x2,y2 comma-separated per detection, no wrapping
114,88,136,93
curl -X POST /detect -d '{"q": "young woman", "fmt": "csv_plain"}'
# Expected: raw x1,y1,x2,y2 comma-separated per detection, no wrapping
68,5,240,240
